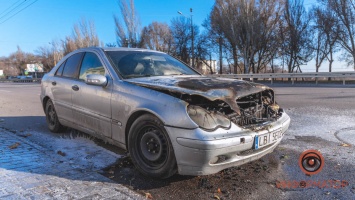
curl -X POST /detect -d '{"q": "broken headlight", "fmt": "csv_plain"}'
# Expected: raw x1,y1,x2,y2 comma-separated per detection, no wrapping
187,105,231,130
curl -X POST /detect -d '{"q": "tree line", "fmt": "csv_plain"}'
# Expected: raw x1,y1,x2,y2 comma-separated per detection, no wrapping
0,18,102,75
207,0,355,73
1,0,355,77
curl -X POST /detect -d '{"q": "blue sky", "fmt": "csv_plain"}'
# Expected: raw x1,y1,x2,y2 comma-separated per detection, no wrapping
0,0,350,71
0,0,214,57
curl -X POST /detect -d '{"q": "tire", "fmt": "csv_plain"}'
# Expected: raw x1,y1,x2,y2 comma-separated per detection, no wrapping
128,114,177,179
45,99,64,133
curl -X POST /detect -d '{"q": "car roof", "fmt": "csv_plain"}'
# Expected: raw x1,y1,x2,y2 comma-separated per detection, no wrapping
74,47,165,54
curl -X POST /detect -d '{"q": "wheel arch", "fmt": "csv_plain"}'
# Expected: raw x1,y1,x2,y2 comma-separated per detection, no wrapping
42,96,51,111
124,109,171,150
125,110,152,148
125,110,177,178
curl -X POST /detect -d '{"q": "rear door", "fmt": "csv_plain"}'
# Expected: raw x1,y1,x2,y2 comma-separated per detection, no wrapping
71,52,113,138
51,52,84,123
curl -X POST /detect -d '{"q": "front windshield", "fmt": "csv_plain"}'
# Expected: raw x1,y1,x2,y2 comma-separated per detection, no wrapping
105,51,199,78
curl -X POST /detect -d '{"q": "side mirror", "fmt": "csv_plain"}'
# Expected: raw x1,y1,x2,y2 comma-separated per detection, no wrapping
85,74,107,86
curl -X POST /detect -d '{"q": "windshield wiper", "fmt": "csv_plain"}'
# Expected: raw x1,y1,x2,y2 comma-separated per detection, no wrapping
168,73,185,75
125,74,152,78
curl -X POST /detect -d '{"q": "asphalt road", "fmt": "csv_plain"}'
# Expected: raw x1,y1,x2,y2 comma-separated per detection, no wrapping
0,83,46,130
0,82,354,199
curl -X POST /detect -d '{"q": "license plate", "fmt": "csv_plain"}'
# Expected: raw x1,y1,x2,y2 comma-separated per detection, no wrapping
254,129,282,149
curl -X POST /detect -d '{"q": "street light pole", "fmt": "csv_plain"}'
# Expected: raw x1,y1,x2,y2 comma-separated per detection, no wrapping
219,37,223,74
190,8,194,68
178,8,194,68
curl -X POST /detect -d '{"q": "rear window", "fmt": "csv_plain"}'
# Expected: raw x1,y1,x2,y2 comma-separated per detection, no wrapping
55,61,66,76
62,53,84,78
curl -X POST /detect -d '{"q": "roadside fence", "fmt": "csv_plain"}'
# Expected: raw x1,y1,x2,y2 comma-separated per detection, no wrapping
212,71,355,85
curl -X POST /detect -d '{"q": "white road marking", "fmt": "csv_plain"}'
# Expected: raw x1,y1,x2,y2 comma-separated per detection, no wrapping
0,90,10,92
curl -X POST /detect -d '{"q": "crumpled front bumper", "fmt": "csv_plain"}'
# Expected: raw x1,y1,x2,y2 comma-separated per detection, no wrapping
165,112,291,176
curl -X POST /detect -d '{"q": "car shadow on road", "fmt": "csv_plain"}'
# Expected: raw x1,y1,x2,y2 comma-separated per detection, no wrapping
0,116,48,133
101,152,287,200
102,155,194,189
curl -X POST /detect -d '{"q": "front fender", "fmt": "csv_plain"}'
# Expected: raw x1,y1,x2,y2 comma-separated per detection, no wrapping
111,80,198,129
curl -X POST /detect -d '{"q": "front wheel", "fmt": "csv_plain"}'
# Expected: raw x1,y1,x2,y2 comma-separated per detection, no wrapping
45,99,64,133
128,114,177,179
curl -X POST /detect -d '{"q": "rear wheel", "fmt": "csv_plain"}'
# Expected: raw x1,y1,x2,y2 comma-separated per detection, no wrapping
128,114,177,179
45,99,64,133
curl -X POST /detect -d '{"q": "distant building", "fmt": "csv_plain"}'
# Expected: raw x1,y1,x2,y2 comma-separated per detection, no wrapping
195,59,217,75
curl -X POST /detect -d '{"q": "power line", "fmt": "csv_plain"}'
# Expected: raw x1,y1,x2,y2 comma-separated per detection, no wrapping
0,0,39,25
0,0,28,21
0,0,23,18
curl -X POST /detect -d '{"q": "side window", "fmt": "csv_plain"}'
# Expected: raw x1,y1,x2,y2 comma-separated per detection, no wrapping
79,52,105,81
55,61,66,76
62,53,84,78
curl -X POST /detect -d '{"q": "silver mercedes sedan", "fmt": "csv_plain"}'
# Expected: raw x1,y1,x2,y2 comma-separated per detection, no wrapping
40,47,290,178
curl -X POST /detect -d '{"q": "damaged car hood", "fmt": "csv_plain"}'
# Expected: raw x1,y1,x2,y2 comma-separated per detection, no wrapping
125,76,272,114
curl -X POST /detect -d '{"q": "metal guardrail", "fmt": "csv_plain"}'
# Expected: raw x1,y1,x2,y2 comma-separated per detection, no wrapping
1,72,355,85
0,78,41,83
213,71,355,85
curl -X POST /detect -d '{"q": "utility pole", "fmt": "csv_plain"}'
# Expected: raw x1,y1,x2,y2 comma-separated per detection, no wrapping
178,9,194,68
219,37,223,74
190,8,194,68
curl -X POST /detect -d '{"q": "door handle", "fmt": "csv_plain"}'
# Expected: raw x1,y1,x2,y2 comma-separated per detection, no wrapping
52,81,56,86
72,85,79,91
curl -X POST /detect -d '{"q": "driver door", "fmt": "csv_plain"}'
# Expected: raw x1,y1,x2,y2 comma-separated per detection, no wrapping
71,52,113,138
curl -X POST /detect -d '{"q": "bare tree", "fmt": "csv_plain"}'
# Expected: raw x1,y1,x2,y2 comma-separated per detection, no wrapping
7,46,41,74
36,46,53,71
0,57,18,76
209,0,283,74
326,0,355,69
170,17,199,65
312,7,329,72
280,0,313,73
140,22,173,53
36,40,62,71
210,0,240,73
202,17,226,74
312,4,339,72
114,0,141,47
105,43,117,47
61,37,76,56
251,0,283,73
72,18,100,48
194,32,216,74
51,40,63,66
234,0,257,74
37,19,100,69
9,46,28,74
62,19,101,56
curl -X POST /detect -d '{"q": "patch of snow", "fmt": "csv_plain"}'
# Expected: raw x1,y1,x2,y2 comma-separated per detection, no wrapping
53,135,121,170
17,130,121,171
